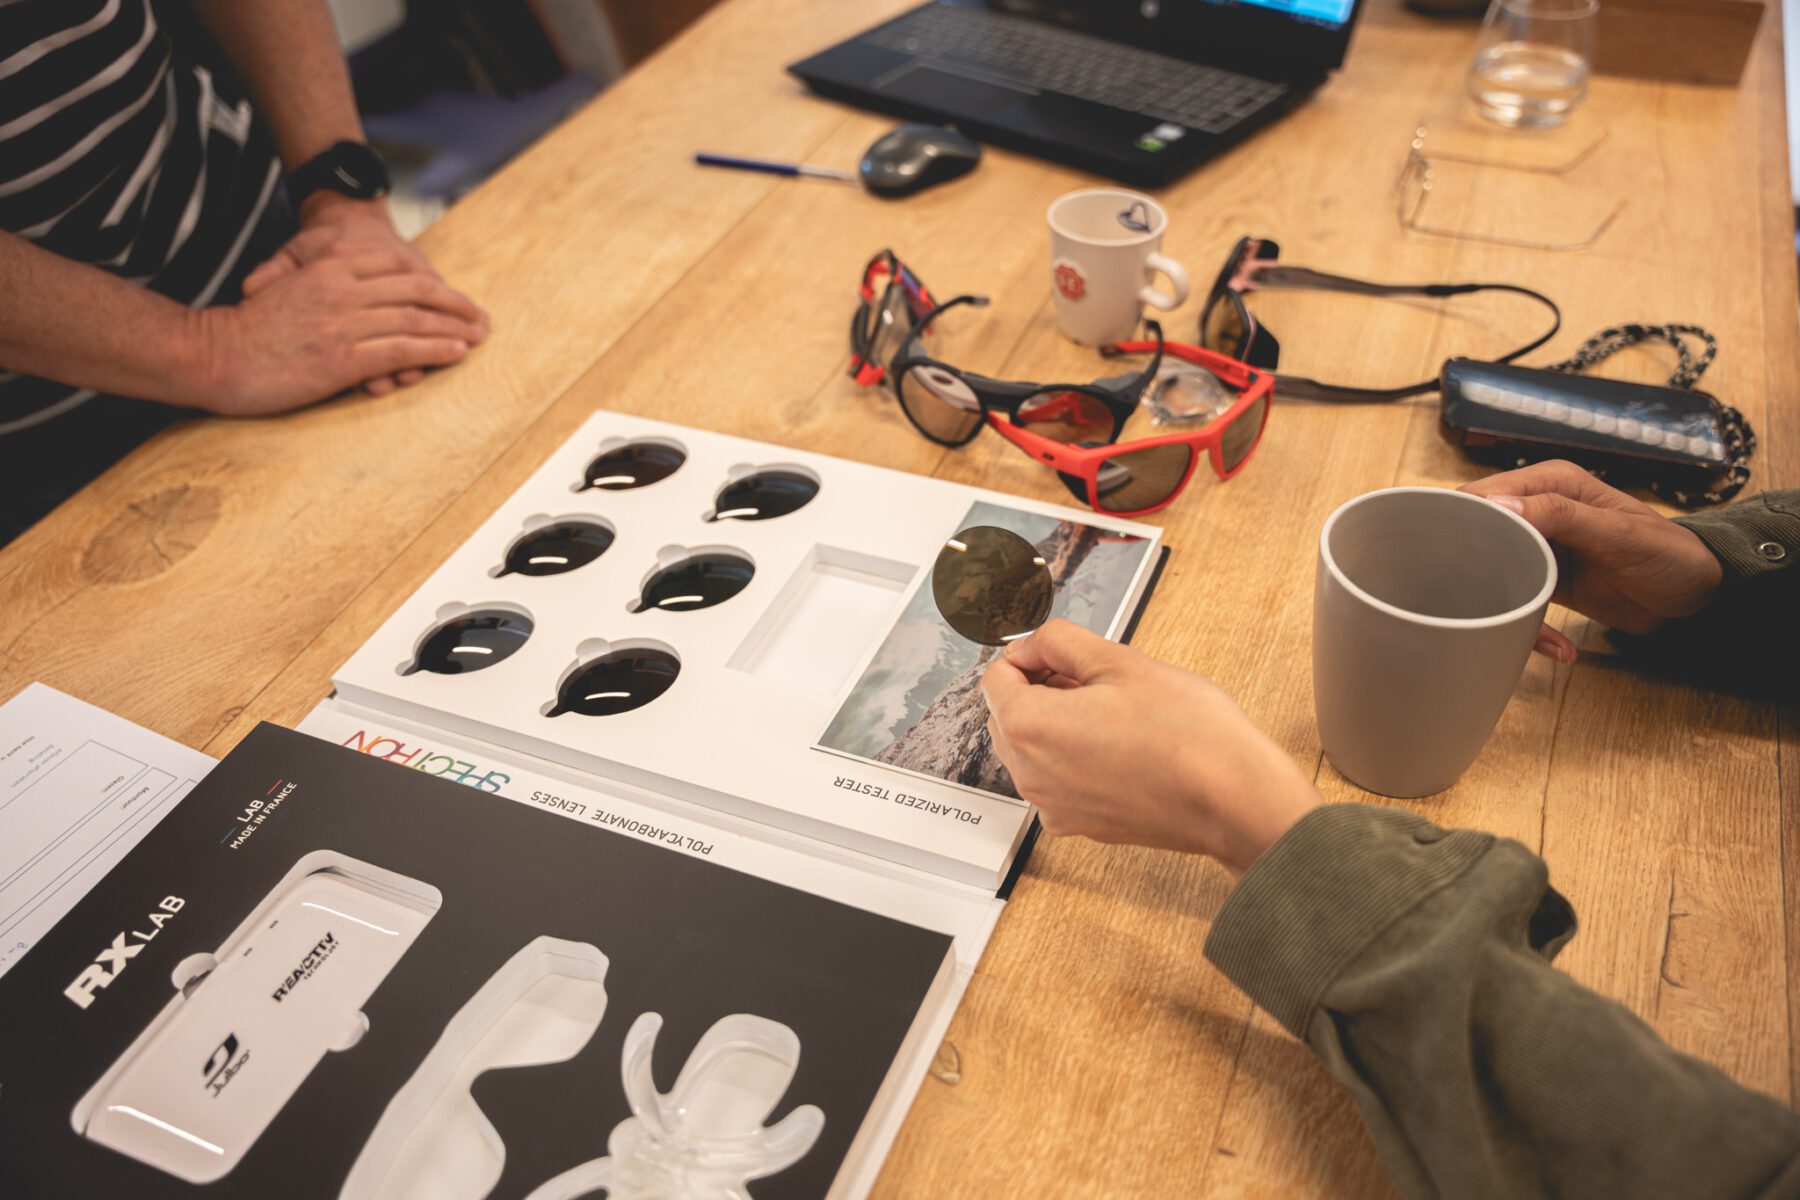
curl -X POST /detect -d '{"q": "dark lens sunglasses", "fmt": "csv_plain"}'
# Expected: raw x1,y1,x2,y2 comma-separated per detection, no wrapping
1199,235,1562,402
849,249,939,386
888,303,1163,450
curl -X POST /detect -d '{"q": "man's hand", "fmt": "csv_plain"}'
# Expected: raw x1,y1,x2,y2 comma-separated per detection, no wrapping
1461,461,1724,662
981,620,1320,878
241,196,484,395
194,250,486,416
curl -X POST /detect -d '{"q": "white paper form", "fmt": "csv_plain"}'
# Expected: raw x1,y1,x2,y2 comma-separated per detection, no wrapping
0,683,213,978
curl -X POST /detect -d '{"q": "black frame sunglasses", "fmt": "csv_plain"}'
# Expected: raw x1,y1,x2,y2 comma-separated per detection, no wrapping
849,248,939,387
887,298,1165,449
1199,235,1562,402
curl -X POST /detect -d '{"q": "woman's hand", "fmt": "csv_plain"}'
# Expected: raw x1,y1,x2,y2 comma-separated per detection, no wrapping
982,620,1320,878
1461,461,1723,662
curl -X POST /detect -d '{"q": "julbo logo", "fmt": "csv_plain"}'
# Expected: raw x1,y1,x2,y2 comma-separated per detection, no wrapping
202,1032,249,1097
63,895,186,1009
203,1034,239,1084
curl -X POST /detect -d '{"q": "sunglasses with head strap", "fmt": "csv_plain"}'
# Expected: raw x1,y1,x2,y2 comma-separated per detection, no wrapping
1201,236,1562,402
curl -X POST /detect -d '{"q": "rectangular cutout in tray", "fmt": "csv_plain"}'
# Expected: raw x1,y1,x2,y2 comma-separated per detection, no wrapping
728,546,915,695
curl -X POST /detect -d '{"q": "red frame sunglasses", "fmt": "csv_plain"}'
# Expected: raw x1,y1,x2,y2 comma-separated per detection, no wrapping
986,339,1273,517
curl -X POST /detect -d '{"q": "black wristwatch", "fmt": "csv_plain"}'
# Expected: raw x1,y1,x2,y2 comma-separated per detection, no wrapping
287,140,390,207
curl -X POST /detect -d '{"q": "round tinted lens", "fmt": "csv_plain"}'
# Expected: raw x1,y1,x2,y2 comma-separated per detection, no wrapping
579,441,686,491
547,647,681,717
706,470,818,522
630,551,755,612
898,364,983,444
1014,388,1117,444
1093,443,1194,513
1219,394,1268,472
497,520,615,577
931,525,1054,646
405,610,533,675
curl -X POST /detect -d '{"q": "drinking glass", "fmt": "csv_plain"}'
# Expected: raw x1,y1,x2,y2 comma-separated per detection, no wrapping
1467,0,1597,129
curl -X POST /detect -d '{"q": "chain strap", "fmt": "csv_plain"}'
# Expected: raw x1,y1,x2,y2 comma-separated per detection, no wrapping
1543,323,1754,507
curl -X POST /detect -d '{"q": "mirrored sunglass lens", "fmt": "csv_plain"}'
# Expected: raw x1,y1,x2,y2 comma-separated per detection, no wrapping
630,551,755,612
1219,394,1268,472
1202,295,1243,354
497,521,615,577
1014,388,1115,443
931,525,1054,646
547,647,681,716
706,469,819,521
1093,443,1193,513
867,285,915,368
405,610,534,675
580,441,686,491
898,365,983,444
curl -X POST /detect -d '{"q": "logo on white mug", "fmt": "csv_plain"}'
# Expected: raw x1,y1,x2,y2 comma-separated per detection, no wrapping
1053,261,1086,302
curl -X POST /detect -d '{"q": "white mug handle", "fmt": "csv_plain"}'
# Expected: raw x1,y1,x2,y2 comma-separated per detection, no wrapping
1139,252,1190,311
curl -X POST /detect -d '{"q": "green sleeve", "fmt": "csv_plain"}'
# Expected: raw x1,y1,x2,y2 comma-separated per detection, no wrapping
1204,804,1800,1200
1613,489,1799,696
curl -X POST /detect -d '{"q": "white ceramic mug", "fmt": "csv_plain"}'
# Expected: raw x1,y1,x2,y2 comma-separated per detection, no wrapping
1046,188,1189,347
1313,487,1557,798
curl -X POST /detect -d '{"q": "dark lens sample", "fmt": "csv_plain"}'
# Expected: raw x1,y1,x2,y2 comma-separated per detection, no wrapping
705,469,819,522
932,526,1053,646
898,364,983,445
1220,393,1268,472
629,551,755,612
578,441,686,491
496,520,615,577
546,647,681,716
1094,442,1193,513
404,609,534,675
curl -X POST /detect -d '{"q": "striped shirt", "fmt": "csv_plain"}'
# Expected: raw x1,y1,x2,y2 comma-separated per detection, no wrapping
0,0,281,433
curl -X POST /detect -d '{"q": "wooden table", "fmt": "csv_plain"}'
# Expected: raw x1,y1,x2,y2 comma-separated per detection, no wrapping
3,0,1794,1193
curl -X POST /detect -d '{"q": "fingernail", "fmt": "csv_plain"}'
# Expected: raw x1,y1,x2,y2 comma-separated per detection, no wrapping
1490,495,1525,514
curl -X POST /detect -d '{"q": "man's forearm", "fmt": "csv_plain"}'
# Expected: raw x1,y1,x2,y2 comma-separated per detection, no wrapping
189,0,365,202
0,232,212,406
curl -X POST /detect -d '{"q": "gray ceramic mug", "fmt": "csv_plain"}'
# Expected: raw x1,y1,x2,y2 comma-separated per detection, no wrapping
1313,487,1557,798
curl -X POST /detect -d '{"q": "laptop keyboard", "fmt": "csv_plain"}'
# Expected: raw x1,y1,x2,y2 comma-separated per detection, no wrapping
864,4,1289,136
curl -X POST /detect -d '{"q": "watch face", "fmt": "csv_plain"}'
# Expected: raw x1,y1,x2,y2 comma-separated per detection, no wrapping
310,140,390,200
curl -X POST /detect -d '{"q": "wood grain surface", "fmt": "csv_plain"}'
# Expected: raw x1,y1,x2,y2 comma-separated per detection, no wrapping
1,0,1794,1194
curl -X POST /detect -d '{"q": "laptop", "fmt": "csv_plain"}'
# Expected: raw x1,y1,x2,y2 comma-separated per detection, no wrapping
788,0,1364,189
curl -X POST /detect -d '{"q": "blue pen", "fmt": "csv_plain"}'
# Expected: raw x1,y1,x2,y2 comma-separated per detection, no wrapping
694,152,856,183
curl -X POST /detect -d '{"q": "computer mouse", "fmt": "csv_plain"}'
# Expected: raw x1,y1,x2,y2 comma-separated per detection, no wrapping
859,124,982,197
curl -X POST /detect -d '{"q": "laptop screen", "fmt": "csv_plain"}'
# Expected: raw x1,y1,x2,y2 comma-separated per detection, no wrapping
985,0,1363,75
1209,0,1356,29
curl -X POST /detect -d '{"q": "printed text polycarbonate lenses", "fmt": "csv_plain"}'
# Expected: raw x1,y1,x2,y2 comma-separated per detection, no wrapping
629,552,755,612
932,526,1054,646
497,520,615,577
1090,442,1194,513
404,610,535,675
547,647,681,716
899,364,984,444
579,441,686,491
1219,393,1268,472
706,470,819,522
